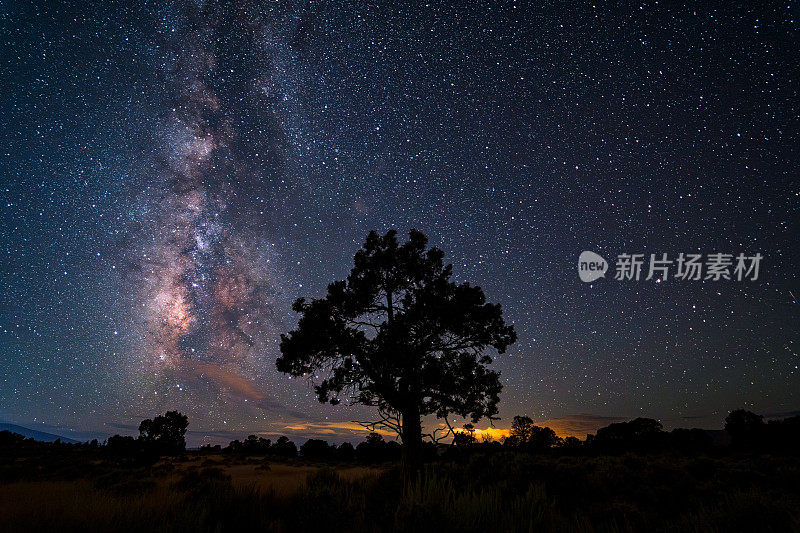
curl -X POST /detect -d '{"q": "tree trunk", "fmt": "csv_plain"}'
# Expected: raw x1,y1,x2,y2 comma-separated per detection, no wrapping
401,405,422,483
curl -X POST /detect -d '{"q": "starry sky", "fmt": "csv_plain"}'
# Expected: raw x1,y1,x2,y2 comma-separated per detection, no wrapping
1,1,798,445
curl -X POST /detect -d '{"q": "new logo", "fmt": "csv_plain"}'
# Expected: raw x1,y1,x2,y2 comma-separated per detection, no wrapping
578,251,608,282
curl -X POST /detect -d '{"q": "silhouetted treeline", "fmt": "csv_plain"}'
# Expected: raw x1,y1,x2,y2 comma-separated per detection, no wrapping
0,430,99,451
725,409,800,452
214,432,403,463
445,410,800,456
3,409,799,462
101,411,188,462
583,410,799,454
216,434,297,457
205,409,800,461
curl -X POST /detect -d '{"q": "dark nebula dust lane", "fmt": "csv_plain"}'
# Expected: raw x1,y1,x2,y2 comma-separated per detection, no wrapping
0,1,798,443
121,2,304,425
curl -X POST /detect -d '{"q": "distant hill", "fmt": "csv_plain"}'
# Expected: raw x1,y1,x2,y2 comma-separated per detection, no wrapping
0,423,79,443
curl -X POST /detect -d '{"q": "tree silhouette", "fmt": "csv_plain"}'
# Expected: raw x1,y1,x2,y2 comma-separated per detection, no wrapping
593,417,665,451
670,428,713,452
271,435,298,457
336,441,356,461
226,435,272,455
300,439,335,460
355,432,402,462
725,409,764,449
506,415,560,450
105,434,138,456
138,411,188,455
508,415,535,446
452,424,478,447
277,229,516,472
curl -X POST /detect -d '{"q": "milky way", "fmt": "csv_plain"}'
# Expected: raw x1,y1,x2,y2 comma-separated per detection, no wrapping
121,2,304,426
1,1,797,443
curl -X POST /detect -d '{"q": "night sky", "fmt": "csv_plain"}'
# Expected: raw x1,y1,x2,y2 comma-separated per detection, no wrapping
1,1,798,445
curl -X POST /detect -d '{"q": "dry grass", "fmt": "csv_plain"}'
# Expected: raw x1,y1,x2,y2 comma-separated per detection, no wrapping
226,463,383,493
0,480,183,531
1,452,799,532
0,458,385,532
168,455,384,494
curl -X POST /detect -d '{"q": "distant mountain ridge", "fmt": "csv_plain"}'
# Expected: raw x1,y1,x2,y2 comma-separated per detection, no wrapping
0,422,79,443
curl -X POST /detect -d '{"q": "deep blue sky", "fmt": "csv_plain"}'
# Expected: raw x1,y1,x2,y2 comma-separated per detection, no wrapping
1,1,798,444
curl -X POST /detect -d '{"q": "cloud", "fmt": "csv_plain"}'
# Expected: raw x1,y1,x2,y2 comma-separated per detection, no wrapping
190,361,266,402
438,414,629,442
470,426,510,441
535,414,628,438
106,422,139,431
763,410,800,420
184,420,396,447
277,421,396,438
186,361,307,418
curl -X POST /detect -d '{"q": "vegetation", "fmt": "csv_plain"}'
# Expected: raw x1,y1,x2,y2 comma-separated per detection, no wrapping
101,410,189,463
2,409,800,531
277,229,516,471
137,410,189,455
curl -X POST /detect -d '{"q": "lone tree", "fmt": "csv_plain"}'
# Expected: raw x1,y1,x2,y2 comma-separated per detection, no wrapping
506,415,560,450
277,229,516,470
138,410,189,455
725,409,765,449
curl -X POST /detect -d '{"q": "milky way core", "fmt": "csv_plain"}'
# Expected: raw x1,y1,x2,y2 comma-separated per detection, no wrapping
122,2,297,426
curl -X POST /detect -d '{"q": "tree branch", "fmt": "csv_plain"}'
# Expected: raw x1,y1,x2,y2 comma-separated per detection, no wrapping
352,407,402,438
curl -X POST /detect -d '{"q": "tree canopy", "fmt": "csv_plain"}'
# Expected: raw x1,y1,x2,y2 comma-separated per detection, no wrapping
277,229,516,464
507,415,561,450
138,410,188,455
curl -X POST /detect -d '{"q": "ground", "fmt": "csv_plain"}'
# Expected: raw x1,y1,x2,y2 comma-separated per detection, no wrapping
1,449,799,532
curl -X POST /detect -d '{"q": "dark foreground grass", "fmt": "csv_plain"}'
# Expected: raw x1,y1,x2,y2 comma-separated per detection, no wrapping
1,451,799,532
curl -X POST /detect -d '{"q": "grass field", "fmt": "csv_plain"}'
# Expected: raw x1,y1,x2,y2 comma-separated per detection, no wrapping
1,450,799,532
